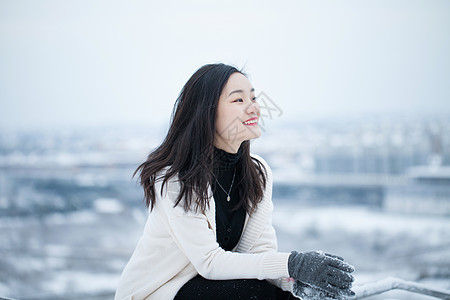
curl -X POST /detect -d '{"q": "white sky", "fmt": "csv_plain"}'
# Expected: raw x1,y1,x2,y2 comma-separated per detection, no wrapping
1,0,449,130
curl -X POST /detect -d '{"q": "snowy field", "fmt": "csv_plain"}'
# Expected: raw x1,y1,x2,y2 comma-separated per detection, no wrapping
273,203,450,299
0,201,449,299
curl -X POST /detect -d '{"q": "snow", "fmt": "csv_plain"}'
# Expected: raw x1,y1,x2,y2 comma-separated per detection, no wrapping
93,198,124,214
273,204,450,238
44,271,119,295
272,203,450,299
15,210,99,227
352,277,450,299
1,202,448,299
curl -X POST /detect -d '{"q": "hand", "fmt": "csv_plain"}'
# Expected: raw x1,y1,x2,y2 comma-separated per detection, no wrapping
288,251,355,299
293,280,354,300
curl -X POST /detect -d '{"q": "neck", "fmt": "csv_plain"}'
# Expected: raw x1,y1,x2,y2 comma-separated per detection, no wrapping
213,145,242,171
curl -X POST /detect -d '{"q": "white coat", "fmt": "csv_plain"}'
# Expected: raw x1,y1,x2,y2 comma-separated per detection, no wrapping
115,154,293,299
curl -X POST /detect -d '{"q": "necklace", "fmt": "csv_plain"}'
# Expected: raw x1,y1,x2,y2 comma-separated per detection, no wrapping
214,168,236,202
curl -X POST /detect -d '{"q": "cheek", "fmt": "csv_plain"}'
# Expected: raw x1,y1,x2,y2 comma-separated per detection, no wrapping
215,108,230,133
255,102,261,116
215,117,226,134
215,106,241,135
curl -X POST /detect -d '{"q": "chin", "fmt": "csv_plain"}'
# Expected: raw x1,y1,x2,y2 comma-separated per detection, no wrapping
245,127,261,140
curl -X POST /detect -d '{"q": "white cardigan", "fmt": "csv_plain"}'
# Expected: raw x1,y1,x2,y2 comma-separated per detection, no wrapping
115,154,294,299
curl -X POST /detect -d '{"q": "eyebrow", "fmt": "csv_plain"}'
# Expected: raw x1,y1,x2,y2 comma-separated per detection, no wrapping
228,87,255,97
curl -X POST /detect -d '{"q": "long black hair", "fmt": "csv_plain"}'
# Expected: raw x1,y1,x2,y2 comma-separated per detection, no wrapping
134,63,267,213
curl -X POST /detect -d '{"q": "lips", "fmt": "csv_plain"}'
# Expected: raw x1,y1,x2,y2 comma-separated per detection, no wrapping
243,117,258,125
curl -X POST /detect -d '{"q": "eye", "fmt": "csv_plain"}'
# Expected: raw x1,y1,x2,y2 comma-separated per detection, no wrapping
252,96,257,101
233,98,244,103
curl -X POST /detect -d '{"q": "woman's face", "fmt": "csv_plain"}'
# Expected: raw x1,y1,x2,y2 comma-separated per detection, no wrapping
214,72,261,153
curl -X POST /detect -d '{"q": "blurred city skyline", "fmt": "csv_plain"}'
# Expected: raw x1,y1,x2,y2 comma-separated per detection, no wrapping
1,0,450,130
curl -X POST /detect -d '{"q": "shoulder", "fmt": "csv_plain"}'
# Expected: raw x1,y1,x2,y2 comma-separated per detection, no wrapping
250,153,272,177
154,166,181,197
250,153,268,167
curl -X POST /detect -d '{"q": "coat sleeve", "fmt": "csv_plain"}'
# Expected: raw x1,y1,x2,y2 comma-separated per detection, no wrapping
247,210,294,292
156,177,290,281
247,155,294,293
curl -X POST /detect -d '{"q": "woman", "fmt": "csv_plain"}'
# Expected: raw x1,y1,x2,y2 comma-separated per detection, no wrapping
115,63,355,300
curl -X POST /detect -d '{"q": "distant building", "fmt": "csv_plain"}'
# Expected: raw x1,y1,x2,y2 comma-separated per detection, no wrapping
384,166,450,215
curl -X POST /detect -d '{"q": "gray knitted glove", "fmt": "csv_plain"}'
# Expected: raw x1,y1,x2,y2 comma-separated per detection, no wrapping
288,251,355,299
293,280,351,300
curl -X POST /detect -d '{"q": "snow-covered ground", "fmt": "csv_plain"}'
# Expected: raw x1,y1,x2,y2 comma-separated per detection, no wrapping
0,202,449,299
273,203,450,299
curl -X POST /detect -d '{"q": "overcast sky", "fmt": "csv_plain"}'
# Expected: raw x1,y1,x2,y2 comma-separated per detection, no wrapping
1,0,449,130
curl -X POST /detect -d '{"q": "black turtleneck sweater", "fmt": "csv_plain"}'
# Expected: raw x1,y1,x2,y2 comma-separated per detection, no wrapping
212,147,247,251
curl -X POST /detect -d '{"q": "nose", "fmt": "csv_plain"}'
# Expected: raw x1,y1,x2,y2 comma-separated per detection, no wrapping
246,100,260,116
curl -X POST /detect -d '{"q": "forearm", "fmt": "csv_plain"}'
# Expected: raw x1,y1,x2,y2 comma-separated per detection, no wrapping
195,249,290,280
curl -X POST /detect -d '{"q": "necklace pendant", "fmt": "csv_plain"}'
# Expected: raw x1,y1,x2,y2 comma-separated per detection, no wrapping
227,195,230,202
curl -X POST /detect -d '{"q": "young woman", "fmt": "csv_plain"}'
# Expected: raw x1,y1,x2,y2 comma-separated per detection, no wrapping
115,63,355,300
